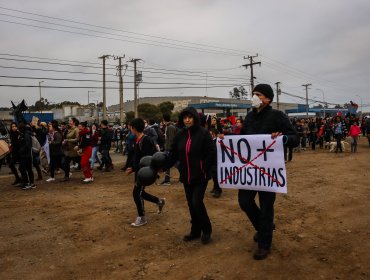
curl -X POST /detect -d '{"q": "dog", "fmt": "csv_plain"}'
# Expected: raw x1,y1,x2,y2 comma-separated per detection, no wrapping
329,141,349,152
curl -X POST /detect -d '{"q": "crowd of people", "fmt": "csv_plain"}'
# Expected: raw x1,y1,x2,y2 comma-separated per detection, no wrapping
2,83,370,261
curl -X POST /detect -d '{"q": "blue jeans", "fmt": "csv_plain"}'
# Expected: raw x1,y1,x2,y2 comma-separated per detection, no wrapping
90,146,101,169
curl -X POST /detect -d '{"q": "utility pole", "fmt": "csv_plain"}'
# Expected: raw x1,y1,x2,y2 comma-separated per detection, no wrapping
88,90,95,118
129,58,142,117
302,83,312,118
114,55,126,125
99,55,111,121
275,82,281,110
243,54,261,92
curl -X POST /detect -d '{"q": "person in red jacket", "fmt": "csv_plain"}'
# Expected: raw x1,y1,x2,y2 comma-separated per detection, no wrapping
75,122,93,183
348,121,361,153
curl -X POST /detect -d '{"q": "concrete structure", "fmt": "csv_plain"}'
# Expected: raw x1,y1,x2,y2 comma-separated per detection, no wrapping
108,96,299,119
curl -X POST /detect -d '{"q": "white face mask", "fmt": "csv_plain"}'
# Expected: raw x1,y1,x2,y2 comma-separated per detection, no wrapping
251,94,263,108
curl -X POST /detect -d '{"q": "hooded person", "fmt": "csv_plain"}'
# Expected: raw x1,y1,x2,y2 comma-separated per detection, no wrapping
166,107,216,244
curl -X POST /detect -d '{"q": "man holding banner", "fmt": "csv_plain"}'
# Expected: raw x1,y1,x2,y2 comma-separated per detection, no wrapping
221,84,298,260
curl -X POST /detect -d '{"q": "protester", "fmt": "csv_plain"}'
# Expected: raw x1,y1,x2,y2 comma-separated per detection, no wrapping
8,122,21,185
121,123,135,171
126,118,165,227
46,121,64,182
98,120,114,172
62,117,80,181
167,107,216,244
76,122,93,183
238,84,298,260
90,123,102,170
18,123,35,190
333,116,344,153
159,113,177,185
348,121,361,153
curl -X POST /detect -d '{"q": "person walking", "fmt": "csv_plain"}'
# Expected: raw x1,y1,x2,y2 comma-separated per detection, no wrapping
348,121,361,153
126,118,165,227
18,123,35,190
8,122,22,186
76,122,93,183
46,121,64,182
167,107,216,244
159,113,177,185
98,120,114,172
89,123,102,170
62,118,80,181
238,84,298,260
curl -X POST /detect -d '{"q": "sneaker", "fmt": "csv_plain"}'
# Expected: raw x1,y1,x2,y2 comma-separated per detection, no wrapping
46,177,55,182
131,216,147,227
160,180,171,186
158,198,166,214
82,177,94,183
22,183,36,190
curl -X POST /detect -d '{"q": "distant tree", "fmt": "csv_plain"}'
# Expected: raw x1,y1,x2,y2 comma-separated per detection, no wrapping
334,104,343,109
125,111,135,124
229,86,248,99
313,104,324,109
138,103,161,121
158,101,174,116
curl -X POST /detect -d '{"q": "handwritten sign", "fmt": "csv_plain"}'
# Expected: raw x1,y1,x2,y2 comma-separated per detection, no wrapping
217,135,287,193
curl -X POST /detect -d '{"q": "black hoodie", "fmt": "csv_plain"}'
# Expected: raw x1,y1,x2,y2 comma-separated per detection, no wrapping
168,107,216,185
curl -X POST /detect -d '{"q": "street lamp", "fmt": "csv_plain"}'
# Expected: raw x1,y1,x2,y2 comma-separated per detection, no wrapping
88,90,95,105
316,88,326,118
356,94,363,119
38,81,44,114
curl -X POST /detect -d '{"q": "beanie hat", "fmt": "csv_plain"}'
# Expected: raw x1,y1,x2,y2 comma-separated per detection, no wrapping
253,84,274,103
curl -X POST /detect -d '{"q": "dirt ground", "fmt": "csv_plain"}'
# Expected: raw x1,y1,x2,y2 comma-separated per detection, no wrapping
0,138,369,280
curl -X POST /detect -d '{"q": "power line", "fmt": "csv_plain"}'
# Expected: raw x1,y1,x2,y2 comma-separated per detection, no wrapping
0,84,245,90
0,6,253,56
0,18,243,57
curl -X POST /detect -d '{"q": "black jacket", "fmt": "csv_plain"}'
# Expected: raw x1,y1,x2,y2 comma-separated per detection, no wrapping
132,134,156,172
241,105,299,147
168,107,216,185
100,127,113,149
18,126,32,159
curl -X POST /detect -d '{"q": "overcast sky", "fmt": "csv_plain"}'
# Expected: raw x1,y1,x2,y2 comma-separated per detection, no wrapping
0,0,369,111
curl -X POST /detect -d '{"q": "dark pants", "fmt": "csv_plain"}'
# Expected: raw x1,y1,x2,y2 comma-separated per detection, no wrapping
132,180,160,217
238,189,276,250
50,154,64,178
63,156,77,178
100,148,112,168
284,145,293,161
9,154,21,182
335,134,343,152
183,181,212,235
19,157,34,185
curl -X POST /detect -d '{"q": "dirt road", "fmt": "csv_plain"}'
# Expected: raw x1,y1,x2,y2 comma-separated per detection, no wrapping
0,138,369,280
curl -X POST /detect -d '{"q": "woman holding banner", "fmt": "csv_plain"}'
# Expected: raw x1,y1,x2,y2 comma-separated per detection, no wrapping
239,84,298,260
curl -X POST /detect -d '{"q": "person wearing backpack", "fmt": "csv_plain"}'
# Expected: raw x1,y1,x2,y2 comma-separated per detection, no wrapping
17,123,35,190
126,118,165,227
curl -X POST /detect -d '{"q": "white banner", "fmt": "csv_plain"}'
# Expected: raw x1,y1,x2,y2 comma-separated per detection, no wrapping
216,135,287,193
